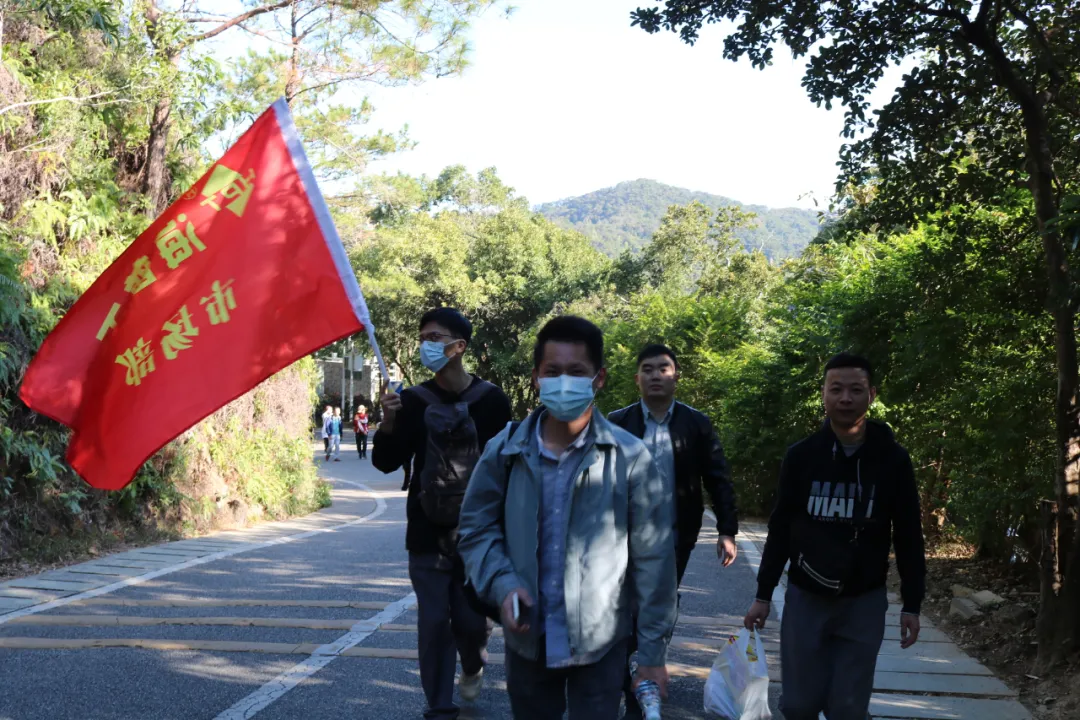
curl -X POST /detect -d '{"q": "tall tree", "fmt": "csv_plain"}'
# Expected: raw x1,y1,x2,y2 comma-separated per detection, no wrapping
138,0,500,214
140,1,288,215
353,167,610,413
632,0,1080,669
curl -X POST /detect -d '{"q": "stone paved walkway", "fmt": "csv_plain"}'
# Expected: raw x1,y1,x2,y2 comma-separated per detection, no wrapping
739,524,1031,720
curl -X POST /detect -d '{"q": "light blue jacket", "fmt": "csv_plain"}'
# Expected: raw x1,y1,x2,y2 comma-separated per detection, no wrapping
458,410,677,667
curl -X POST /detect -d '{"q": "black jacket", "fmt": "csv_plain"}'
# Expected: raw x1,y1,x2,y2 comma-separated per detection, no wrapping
608,401,738,548
372,376,512,558
756,420,927,614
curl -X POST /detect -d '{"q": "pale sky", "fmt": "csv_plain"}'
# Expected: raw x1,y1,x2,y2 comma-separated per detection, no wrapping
359,0,906,210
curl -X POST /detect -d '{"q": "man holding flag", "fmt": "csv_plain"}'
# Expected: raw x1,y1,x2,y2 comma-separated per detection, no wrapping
374,307,512,720
19,98,386,491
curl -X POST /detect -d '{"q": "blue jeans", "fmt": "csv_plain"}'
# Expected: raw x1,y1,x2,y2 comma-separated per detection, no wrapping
506,636,628,720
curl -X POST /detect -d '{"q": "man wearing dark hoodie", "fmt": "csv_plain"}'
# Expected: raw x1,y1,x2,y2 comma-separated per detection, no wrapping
744,353,926,720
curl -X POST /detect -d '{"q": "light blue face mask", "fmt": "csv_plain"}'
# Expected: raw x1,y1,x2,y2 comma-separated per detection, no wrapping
538,374,597,422
419,340,453,372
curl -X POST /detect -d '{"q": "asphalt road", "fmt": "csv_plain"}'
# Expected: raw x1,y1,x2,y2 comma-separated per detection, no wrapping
0,440,777,720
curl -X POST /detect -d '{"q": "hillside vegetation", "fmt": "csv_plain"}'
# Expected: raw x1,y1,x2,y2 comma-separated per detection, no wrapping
0,1,494,570
536,179,821,259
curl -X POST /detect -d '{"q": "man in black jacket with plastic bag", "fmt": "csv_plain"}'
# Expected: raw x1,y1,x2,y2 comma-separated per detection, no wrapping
744,352,926,720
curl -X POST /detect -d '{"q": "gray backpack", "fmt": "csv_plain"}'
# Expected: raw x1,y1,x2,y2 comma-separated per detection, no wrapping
408,380,495,526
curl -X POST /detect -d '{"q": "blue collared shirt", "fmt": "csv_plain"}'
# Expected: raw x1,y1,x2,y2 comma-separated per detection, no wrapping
641,399,677,541
536,413,591,668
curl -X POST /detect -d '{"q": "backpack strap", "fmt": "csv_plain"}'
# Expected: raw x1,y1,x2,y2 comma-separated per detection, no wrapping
404,380,494,407
460,378,496,405
405,384,441,405
503,420,522,478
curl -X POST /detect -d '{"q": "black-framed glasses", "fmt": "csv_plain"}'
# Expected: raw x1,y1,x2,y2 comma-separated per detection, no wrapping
419,332,459,343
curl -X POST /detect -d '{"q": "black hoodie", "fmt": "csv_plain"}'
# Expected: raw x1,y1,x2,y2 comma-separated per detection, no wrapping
756,420,926,614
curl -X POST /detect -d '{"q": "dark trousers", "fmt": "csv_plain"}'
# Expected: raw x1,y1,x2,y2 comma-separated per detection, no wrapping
323,437,329,452
408,553,491,720
780,583,886,720
622,544,690,718
356,433,368,457
675,543,692,586
507,637,628,720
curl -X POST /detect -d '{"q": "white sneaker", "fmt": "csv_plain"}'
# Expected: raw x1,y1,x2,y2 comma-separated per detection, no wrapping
459,668,484,702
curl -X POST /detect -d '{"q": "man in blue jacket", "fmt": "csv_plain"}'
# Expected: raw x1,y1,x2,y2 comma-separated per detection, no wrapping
458,316,677,720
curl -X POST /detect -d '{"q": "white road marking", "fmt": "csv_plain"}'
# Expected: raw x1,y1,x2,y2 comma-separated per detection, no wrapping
213,591,417,720
211,474,416,717
0,479,386,625
330,478,367,489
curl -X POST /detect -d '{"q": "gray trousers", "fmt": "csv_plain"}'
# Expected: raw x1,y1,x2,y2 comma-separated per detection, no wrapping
780,583,887,720
507,637,628,720
408,553,491,720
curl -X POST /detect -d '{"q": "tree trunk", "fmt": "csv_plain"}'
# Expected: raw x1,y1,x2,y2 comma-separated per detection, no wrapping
1037,500,1060,668
1023,101,1080,671
1060,499,1080,660
284,0,301,104
967,16,1080,670
921,443,949,537
139,0,297,214
142,2,176,218
142,93,172,216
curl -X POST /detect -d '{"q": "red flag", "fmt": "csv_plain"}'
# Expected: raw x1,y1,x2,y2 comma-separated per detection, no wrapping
19,99,385,490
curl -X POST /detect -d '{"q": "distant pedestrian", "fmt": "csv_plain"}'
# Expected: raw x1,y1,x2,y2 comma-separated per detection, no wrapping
354,406,370,459
329,407,343,462
744,352,926,720
321,405,332,455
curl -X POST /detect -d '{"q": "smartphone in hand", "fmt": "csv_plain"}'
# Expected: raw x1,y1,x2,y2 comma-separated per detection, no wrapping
512,592,533,623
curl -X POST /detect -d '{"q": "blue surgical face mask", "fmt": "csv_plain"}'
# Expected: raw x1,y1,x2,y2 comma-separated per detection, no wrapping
419,340,453,372
538,374,597,421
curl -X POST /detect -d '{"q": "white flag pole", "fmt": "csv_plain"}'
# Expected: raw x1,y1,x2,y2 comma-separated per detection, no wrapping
270,96,392,384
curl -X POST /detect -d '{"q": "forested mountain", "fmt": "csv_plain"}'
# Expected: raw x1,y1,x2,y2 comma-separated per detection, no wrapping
536,179,821,259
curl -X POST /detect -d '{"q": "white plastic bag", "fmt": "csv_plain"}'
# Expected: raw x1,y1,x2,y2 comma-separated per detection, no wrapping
703,628,772,720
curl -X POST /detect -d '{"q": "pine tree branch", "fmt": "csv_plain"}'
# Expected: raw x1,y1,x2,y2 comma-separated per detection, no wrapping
187,1,292,45
0,90,118,115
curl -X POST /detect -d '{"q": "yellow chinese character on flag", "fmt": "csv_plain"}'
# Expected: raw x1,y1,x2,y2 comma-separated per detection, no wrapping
200,279,237,325
156,214,206,270
96,302,121,341
200,164,256,217
115,338,155,386
161,305,200,360
124,256,157,294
